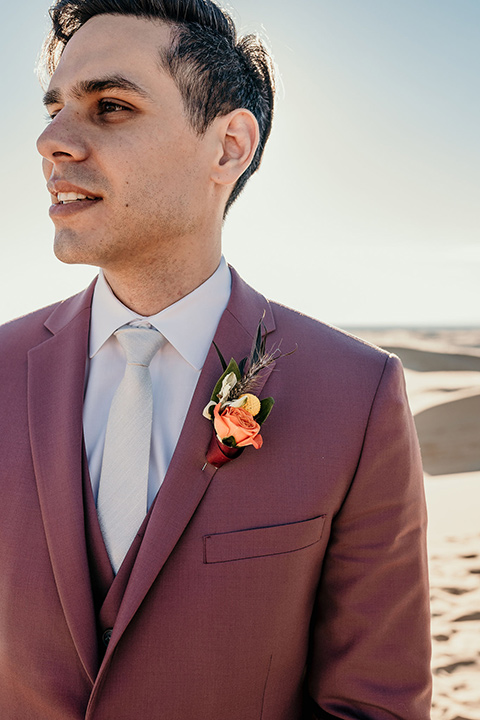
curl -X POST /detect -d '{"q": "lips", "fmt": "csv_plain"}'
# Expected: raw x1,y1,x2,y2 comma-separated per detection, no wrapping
47,180,103,204
49,199,100,217
47,180,103,219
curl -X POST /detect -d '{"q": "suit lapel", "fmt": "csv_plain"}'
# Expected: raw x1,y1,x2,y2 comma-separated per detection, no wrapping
105,269,277,659
28,282,98,684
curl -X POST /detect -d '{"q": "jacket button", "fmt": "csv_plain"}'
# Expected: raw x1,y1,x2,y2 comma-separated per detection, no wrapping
102,628,113,647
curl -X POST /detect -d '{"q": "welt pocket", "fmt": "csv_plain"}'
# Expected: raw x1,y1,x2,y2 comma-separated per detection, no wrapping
203,514,326,564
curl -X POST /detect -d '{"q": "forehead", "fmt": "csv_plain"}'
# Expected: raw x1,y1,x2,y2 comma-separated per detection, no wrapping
49,14,173,92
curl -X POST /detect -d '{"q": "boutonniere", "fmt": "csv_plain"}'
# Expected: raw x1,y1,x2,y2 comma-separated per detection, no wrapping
203,317,289,468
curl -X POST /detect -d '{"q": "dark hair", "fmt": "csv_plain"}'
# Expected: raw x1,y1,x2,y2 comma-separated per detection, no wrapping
41,0,275,213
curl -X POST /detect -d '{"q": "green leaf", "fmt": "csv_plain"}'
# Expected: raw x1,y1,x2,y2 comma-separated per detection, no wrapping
213,342,227,372
238,357,248,376
206,403,215,420
221,435,237,448
251,318,264,366
255,397,275,426
229,358,242,381
210,358,241,403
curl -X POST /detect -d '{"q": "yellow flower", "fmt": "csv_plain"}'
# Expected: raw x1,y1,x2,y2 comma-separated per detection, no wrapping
237,393,261,416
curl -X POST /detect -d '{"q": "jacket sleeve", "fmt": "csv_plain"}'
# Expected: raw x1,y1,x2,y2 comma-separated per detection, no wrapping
306,354,432,719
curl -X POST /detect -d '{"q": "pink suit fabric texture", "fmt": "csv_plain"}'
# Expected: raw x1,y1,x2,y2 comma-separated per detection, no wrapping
0,267,431,719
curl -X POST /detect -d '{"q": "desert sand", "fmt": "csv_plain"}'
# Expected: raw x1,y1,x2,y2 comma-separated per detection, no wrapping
354,328,480,720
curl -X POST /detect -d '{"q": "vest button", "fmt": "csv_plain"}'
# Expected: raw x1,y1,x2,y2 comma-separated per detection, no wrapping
102,628,113,647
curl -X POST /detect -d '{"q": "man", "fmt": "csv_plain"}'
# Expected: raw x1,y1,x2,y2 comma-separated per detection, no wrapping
0,0,431,718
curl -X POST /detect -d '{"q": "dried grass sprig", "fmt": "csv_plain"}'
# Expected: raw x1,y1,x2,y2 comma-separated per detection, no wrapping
229,344,291,400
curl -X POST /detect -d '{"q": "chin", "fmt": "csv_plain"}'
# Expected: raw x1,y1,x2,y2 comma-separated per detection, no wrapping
53,230,103,267
54,243,96,267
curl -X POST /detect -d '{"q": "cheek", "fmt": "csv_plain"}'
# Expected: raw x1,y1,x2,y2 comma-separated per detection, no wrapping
109,140,203,214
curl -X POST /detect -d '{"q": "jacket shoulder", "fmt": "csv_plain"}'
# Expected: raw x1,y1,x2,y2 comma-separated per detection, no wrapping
268,299,392,375
0,280,95,356
0,302,63,353
229,268,391,373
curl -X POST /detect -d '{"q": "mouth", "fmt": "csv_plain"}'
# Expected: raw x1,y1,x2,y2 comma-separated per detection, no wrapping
46,179,104,206
55,192,101,205
49,189,103,220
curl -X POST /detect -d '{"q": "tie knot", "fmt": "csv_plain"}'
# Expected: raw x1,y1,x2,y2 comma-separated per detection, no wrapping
114,326,165,367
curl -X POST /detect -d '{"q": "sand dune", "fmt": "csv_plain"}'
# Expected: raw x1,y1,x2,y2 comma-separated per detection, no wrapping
402,370,480,415
382,346,480,373
356,328,480,720
415,393,480,475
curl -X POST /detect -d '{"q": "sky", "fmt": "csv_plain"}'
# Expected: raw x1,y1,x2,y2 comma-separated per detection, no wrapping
0,0,478,327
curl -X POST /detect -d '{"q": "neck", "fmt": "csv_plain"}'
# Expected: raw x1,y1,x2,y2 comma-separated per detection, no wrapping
102,239,222,316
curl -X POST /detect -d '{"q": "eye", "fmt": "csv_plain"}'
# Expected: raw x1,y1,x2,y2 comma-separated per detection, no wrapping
45,108,61,123
98,99,132,115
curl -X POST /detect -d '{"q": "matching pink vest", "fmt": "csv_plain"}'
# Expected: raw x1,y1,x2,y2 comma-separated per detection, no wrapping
82,448,155,670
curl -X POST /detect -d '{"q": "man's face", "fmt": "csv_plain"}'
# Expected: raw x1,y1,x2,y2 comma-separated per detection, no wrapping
37,15,218,270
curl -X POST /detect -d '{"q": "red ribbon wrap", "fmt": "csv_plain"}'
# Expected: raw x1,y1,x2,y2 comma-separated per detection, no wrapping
205,433,243,468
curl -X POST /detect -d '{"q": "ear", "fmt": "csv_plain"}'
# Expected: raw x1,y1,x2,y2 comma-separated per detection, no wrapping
210,109,260,187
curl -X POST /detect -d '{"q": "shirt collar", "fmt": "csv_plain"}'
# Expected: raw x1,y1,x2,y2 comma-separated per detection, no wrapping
89,256,231,370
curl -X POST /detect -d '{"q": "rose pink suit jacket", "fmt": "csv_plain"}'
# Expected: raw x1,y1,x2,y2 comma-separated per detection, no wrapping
0,268,431,719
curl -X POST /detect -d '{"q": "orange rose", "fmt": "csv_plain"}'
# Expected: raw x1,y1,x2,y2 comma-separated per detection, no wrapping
213,403,263,449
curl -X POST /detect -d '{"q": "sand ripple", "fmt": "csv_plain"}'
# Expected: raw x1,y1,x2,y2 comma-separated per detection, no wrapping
430,534,480,720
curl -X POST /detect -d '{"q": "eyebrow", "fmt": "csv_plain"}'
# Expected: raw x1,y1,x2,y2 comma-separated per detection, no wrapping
42,75,152,107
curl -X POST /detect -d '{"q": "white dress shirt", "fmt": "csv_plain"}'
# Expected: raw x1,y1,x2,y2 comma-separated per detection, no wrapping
83,257,231,509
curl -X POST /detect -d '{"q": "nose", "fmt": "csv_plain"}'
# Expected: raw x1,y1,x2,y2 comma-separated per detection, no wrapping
36,108,89,165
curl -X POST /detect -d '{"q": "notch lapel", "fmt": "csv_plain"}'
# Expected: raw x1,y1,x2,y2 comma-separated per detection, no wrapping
103,270,277,661
27,283,98,684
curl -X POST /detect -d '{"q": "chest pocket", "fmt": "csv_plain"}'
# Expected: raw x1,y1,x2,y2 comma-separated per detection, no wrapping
203,514,326,564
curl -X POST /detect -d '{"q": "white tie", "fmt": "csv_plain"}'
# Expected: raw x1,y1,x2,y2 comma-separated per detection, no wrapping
97,326,165,573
